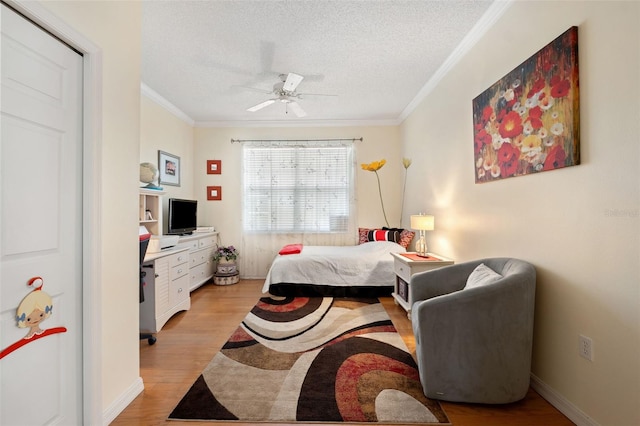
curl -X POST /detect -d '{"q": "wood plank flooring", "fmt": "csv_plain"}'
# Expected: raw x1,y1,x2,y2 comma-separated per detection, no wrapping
112,279,574,426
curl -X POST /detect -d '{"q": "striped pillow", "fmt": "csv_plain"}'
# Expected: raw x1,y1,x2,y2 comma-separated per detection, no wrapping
358,227,414,248
358,228,400,244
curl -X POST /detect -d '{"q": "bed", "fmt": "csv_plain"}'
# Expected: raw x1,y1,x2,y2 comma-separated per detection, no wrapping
262,241,407,297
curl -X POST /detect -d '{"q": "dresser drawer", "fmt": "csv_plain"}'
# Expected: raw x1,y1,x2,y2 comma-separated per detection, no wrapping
170,262,189,281
169,275,189,307
184,239,199,251
171,251,189,267
190,247,214,268
198,235,216,248
190,261,212,286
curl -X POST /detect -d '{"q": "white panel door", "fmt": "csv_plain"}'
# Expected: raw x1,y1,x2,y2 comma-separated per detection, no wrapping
0,4,83,425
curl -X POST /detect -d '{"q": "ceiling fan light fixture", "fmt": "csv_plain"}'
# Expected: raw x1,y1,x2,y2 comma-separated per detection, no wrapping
244,72,333,117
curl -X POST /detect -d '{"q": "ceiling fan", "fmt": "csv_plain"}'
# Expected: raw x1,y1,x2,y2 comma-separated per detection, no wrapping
244,72,335,118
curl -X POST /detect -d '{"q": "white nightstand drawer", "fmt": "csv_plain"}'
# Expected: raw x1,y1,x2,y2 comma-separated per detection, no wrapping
394,258,412,283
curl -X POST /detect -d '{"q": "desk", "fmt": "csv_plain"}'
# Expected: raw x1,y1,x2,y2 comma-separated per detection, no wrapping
140,247,191,333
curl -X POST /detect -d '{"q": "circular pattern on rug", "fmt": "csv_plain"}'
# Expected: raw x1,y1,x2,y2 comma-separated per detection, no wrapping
251,295,326,322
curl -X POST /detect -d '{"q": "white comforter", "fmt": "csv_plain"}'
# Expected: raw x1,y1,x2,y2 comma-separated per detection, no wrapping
262,241,406,293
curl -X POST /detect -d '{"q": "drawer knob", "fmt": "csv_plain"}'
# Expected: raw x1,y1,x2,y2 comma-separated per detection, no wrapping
178,288,183,293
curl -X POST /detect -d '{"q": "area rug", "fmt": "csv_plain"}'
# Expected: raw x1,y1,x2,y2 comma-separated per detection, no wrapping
168,295,449,424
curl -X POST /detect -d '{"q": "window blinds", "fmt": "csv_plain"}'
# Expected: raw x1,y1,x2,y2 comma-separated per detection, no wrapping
242,140,354,233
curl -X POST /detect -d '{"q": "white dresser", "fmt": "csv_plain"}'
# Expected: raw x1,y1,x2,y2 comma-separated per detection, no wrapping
140,248,191,333
140,232,218,333
177,232,218,291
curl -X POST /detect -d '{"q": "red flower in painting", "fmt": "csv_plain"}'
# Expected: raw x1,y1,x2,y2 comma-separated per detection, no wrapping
529,106,543,119
499,111,523,139
482,105,493,122
526,106,544,129
497,143,520,178
528,117,543,130
550,74,562,87
527,77,546,98
475,129,492,154
498,142,519,163
551,79,570,98
543,145,567,170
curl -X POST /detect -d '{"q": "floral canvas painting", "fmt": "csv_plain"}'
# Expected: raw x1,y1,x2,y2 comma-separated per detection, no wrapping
472,26,580,183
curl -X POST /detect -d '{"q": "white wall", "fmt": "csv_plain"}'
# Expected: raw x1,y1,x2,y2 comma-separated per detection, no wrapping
140,95,196,230
40,0,143,415
193,126,403,277
401,2,639,425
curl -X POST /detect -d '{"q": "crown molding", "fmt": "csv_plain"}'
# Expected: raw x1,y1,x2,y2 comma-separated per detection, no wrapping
194,118,401,128
140,82,195,126
398,0,513,122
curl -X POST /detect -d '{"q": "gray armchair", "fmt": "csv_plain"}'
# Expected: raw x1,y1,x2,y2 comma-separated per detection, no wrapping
410,258,536,404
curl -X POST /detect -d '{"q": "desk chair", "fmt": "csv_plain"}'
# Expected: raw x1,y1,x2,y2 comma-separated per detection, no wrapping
139,233,156,345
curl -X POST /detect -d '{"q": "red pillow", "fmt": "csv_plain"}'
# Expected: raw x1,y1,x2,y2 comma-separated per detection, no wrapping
279,243,303,255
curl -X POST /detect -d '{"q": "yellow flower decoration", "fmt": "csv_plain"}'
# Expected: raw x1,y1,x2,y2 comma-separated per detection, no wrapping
361,159,389,227
361,159,386,172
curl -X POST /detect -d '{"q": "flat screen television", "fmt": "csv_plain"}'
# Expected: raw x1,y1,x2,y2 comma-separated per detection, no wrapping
167,198,197,235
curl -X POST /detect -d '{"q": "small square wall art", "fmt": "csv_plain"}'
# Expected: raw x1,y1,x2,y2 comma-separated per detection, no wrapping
472,26,580,183
207,160,222,174
207,186,222,201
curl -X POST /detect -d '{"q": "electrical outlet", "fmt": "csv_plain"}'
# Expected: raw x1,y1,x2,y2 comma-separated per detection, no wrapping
579,335,593,361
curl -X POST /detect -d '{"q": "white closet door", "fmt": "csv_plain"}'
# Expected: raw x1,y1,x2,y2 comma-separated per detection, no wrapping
1,4,84,424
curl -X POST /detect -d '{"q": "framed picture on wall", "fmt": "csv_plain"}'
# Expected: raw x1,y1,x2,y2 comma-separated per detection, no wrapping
207,186,222,201
472,26,580,183
207,160,222,174
158,150,180,186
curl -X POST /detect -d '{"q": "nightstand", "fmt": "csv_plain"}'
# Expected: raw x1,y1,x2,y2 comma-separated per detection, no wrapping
390,252,454,316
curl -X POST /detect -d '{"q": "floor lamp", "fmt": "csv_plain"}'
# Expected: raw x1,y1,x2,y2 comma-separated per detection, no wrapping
410,214,434,257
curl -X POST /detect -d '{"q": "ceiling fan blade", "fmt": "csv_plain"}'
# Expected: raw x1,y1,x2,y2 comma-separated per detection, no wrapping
283,73,304,91
288,101,307,118
235,85,273,94
247,99,276,112
297,92,338,97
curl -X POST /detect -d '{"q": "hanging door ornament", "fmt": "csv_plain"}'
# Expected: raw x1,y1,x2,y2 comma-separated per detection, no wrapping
0,277,67,359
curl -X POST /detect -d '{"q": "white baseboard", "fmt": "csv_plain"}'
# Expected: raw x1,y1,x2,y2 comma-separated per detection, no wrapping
102,377,144,425
530,373,599,426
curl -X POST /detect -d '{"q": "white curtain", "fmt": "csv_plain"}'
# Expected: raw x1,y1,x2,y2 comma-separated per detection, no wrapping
240,139,358,278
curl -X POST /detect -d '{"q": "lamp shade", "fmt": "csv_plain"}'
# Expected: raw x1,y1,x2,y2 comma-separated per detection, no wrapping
410,214,434,231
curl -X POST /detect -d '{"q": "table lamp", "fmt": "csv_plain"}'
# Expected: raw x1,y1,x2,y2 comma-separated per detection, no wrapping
410,214,434,257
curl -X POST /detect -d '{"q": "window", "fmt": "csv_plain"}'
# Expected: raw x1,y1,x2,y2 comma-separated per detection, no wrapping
243,140,354,233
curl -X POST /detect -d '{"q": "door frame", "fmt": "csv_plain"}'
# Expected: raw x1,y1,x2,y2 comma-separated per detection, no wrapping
4,1,103,424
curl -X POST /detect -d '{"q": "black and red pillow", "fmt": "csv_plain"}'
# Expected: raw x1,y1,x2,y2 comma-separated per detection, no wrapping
358,227,415,249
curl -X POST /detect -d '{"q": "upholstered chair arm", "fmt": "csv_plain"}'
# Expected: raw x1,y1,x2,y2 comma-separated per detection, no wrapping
409,259,484,303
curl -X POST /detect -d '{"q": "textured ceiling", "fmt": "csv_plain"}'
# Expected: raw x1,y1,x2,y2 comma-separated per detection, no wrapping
141,0,496,125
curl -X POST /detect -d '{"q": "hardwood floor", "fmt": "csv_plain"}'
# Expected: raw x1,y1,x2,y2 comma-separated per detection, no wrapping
112,279,574,426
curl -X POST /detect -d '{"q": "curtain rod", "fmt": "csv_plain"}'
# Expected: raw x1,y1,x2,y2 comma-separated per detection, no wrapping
230,137,363,143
